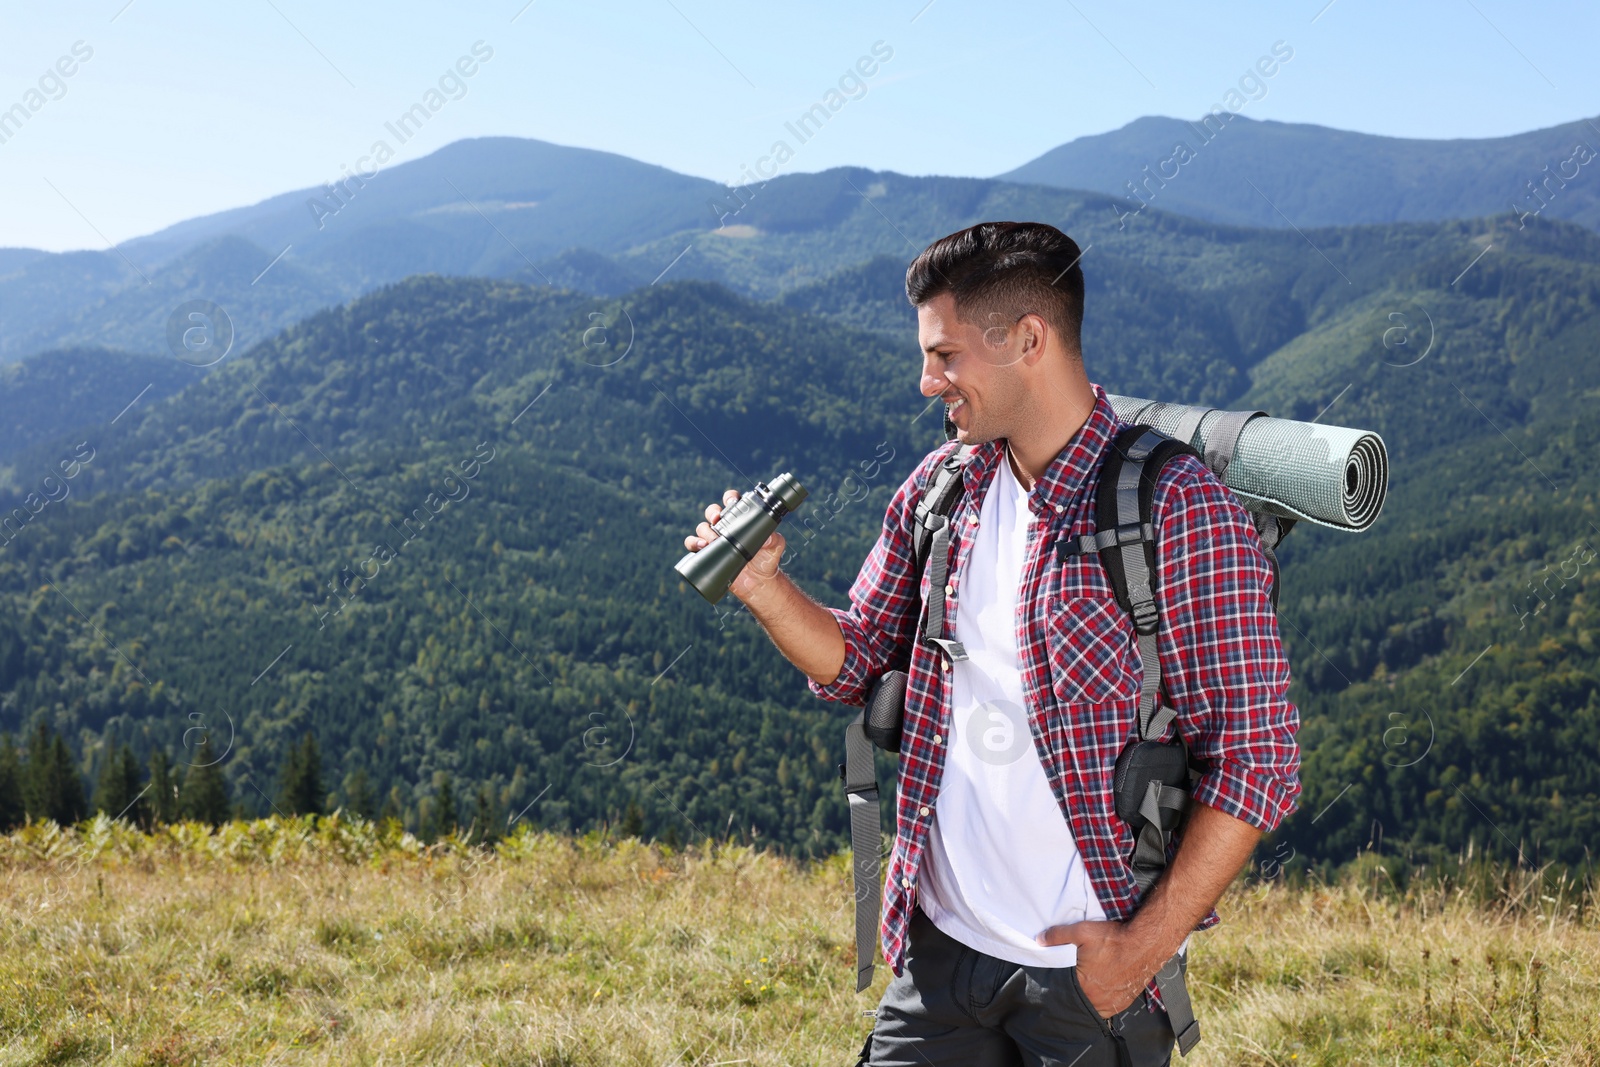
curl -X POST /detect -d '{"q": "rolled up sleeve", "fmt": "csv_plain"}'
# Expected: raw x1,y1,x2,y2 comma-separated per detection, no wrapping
807,444,956,707
1153,456,1302,833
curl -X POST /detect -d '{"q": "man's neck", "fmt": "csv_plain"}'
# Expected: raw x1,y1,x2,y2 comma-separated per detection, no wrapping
1002,378,1097,491
1004,441,1033,492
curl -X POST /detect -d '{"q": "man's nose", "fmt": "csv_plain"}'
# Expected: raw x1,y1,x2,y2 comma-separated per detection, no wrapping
920,355,946,398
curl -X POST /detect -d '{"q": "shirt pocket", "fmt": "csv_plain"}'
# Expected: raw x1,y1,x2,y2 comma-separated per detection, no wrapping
1045,595,1142,708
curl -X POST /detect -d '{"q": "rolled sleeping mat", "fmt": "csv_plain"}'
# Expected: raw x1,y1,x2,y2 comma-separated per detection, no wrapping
1105,393,1388,533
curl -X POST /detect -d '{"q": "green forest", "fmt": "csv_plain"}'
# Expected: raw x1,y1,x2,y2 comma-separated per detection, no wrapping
0,195,1597,882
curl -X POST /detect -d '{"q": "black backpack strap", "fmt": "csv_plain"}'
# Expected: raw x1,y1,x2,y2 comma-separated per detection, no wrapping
1251,512,1296,612
1055,423,1204,1057
1057,425,1200,740
840,708,882,992
1104,426,1201,740
913,445,976,662
912,445,973,564
840,441,973,993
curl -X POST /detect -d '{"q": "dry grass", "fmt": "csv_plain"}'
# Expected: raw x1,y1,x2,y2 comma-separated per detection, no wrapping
0,816,1595,1065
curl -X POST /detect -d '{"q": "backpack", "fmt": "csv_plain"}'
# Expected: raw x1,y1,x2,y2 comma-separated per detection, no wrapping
840,407,1294,1059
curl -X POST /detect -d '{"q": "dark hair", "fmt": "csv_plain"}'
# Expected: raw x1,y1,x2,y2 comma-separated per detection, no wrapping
905,222,1086,357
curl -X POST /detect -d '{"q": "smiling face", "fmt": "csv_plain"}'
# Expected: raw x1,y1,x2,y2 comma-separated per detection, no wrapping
917,292,1039,445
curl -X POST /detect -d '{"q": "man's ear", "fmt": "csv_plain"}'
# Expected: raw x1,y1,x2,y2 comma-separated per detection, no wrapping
1017,312,1051,367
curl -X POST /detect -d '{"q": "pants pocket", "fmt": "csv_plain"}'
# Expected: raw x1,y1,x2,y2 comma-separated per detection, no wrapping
1066,965,1116,1040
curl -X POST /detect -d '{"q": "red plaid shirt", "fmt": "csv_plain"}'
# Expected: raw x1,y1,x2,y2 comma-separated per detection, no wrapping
810,381,1302,1012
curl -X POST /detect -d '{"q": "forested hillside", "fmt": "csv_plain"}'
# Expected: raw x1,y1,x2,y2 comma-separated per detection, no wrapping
0,347,193,474
0,276,941,855
1276,408,1600,876
1,144,1598,878
1,237,1598,876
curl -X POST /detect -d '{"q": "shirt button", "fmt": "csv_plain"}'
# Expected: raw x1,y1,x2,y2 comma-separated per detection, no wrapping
944,583,954,596
933,734,942,744
919,806,930,816
1054,503,1065,514
901,878,911,889
941,659,950,672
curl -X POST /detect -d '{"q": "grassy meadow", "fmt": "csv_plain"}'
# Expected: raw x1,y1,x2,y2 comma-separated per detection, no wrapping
0,815,1596,1066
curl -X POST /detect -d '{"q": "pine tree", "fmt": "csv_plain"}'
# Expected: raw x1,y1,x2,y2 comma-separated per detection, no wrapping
24,723,87,826
379,784,403,829
344,767,376,821
180,738,231,826
276,732,323,816
275,737,302,813
433,772,457,840
94,736,126,818
298,733,322,814
48,733,86,826
0,734,25,831
95,739,144,823
21,722,50,819
471,783,499,846
116,746,145,824
148,748,179,825
620,799,645,838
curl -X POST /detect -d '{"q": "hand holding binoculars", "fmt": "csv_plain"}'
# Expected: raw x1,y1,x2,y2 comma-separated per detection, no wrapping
674,473,808,603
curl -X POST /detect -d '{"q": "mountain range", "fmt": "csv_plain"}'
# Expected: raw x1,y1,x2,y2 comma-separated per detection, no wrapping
5,112,1599,367
1000,113,1600,232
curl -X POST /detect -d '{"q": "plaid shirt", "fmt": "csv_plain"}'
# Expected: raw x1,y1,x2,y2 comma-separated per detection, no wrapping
810,381,1302,1012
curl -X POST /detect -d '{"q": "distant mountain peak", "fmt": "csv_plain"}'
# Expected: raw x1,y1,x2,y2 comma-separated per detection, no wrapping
1000,112,1600,232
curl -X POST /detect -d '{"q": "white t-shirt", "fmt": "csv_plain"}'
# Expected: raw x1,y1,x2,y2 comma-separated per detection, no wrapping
917,446,1116,969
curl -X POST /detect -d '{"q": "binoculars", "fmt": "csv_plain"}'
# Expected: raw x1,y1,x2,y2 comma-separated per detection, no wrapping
674,473,808,603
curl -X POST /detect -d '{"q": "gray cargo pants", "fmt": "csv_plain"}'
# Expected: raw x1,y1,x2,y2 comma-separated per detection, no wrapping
855,907,1179,1067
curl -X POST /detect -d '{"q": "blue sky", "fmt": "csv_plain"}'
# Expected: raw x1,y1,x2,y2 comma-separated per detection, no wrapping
3,0,1596,251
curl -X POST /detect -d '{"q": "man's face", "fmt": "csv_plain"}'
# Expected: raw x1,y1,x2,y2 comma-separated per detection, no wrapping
916,292,1029,445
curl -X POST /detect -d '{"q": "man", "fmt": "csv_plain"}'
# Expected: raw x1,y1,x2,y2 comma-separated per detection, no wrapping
682,222,1302,1065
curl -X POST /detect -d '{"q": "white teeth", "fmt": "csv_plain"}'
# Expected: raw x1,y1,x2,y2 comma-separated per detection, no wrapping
947,397,965,411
